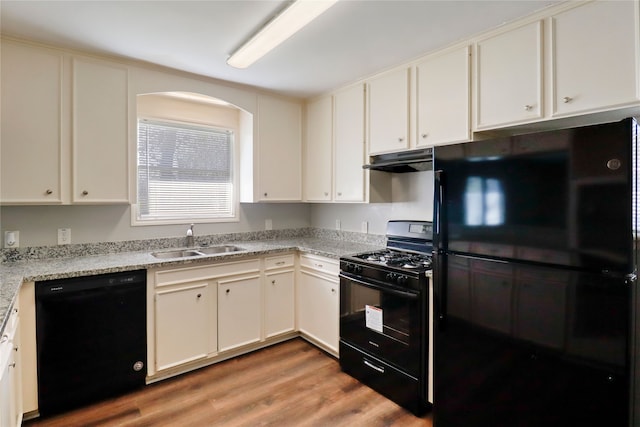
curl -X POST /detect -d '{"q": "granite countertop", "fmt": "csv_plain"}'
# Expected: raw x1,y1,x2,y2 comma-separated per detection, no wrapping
0,236,384,336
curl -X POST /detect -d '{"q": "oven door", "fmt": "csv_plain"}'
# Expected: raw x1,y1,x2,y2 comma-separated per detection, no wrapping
339,273,423,375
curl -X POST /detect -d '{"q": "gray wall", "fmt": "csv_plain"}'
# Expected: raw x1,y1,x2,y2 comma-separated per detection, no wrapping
0,171,433,247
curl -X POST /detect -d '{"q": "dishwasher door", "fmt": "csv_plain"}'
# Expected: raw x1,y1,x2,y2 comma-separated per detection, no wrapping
36,270,147,416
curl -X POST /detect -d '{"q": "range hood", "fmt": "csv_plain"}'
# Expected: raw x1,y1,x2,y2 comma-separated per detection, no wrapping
363,147,433,173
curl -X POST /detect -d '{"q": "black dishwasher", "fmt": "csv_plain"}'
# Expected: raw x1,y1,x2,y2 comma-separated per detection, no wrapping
35,270,147,416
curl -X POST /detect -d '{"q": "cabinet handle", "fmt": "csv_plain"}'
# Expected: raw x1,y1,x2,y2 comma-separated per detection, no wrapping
275,261,285,266
315,263,324,268
363,360,385,373
45,189,53,195
524,105,533,111
9,363,15,369
82,190,89,196
563,96,572,104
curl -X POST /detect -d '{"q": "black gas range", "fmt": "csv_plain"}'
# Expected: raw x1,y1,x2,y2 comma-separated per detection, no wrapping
339,220,433,416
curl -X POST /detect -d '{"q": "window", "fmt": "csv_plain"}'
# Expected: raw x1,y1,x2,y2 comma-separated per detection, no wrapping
136,119,236,224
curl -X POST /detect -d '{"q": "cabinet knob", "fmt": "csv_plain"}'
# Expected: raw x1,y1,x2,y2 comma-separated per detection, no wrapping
563,96,572,104
337,192,342,196
82,190,89,196
271,280,276,285
324,192,329,196
524,105,533,111
263,192,268,197
226,289,230,294
398,137,404,142
45,189,53,195
421,133,428,139
331,288,336,293
196,293,202,299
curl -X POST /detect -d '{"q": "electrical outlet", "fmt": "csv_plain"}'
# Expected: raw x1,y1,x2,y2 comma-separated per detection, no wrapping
361,221,368,233
58,228,71,245
265,219,273,231
4,231,19,248
335,219,341,230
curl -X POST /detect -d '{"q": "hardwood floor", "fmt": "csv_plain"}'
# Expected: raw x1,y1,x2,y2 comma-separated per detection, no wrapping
24,338,433,427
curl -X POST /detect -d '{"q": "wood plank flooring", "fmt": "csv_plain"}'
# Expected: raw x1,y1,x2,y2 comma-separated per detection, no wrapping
24,338,433,427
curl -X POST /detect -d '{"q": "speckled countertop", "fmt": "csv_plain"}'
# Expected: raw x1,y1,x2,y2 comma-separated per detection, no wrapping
0,230,385,337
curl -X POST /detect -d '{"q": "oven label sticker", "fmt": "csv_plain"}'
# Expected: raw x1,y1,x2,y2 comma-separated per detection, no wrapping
365,305,383,333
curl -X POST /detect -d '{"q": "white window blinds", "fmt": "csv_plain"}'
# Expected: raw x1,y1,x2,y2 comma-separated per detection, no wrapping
137,119,235,221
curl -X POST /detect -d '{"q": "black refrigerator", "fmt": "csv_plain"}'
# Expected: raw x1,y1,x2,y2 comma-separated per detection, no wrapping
432,118,639,426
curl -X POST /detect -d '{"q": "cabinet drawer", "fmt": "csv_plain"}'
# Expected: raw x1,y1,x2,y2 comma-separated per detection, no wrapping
265,254,295,270
300,254,339,275
154,259,260,287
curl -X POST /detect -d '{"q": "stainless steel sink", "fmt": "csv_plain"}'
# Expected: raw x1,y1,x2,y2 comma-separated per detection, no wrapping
196,245,244,254
151,250,203,259
151,245,244,259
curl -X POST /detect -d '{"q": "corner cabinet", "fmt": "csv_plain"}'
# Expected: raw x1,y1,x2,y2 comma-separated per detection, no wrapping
242,95,302,202
0,39,130,205
550,0,640,117
475,20,543,129
297,254,340,356
304,95,333,202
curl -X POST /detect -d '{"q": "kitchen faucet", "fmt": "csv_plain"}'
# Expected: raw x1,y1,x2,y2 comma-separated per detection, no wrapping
186,224,194,247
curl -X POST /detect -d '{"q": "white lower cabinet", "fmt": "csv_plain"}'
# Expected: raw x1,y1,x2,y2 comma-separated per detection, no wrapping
0,303,21,427
155,281,210,371
218,275,262,352
297,254,340,356
264,255,295,338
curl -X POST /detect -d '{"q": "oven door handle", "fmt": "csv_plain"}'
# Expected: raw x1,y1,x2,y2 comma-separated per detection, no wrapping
340,274,420,299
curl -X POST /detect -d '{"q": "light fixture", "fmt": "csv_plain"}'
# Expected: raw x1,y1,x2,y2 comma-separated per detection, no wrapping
227,0,339,69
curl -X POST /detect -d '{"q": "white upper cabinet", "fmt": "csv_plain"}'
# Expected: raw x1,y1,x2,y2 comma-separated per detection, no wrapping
334,84,366,202
416,46,471,146
304,95,333,202
367,67,411,154
550,0,639,117
1,40,130,205
475,21,544,129
244,94,302,202
72,58,129,203
1,42,64,204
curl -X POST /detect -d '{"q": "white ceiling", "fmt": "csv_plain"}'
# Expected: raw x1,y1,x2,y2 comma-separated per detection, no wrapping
0,0,560,99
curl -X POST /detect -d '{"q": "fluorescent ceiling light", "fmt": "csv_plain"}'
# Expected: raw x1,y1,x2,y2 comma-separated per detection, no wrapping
227,0,339,69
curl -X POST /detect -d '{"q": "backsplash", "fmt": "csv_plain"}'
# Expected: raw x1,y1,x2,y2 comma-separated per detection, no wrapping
0,227,385,263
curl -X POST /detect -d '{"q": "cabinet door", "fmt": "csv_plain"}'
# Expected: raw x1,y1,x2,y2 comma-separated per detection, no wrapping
368,67,410,154
72,58,129,203
155,282,209,371
476,21,543,129
334,84,366,202
304,96,332,201
257,95,302,201
218,275,261,352
551,1,639,116
1,42,64,204
298,270,339,354
416,46,471,146
264,270,295,338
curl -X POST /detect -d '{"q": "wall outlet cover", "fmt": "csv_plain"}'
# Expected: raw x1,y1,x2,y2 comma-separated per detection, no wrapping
335,219,341,230
4,230,19,248
265,219,273,231
58,228,71,245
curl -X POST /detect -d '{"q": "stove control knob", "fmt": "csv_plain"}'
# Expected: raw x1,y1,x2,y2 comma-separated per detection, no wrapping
385,273,396,282
353,265,363,274
396,275,408,286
